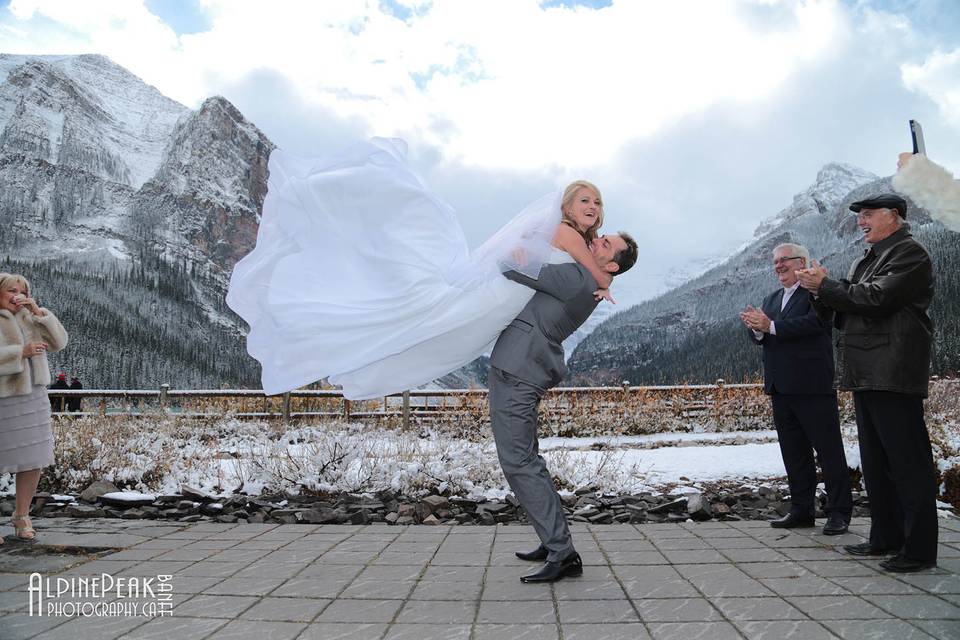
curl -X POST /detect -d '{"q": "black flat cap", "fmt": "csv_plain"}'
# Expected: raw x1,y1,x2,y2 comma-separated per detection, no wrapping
850,193,908,218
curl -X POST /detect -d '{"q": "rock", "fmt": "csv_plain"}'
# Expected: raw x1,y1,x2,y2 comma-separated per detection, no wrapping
575,483,600,495
478,511,496,525
398,504,417,518
120,509,146,520
179,514,204,522
201,503,224,516
349,509,371,525
180,485,215,502
99,492,157,508
575,496,600,508
686,494,713,522
79,480,119,504
648,498,688,514
422,514,441,525
588,512,614,524
573,505,600,518
66,505,106,518
177,500,199,512
301,507,344,524
422,495,450,512
155,495,182,504
479,502,510,514
505,494,521,508
396,516,415,525
248,512,267,524
385,512,399,524
713,503,731,516
560,494,579,507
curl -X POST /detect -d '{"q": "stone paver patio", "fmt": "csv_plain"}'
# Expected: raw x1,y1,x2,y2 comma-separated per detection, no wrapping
1,516,959,639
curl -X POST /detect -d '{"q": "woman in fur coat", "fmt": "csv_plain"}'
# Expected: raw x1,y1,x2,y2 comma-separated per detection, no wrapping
894,152,960,232
0,273,68,543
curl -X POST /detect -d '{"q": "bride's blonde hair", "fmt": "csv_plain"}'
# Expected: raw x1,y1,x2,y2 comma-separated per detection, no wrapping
561,180,604,242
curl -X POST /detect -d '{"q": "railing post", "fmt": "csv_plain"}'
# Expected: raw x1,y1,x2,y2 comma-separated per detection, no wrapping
343,398,351,421
99,397,107,416
282,392,291,424
159,384,169,412
714,378,726,425
402,390,410,429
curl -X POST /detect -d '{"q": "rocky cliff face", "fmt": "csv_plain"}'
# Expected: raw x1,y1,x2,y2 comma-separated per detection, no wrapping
0,54,273,388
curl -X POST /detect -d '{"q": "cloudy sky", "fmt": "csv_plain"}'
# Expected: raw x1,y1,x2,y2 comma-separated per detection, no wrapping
1,0,958,306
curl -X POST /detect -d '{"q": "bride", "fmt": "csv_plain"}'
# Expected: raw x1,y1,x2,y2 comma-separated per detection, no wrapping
226,138,615,399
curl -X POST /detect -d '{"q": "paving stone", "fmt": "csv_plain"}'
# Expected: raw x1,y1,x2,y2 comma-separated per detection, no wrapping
898,573,960,594
172,593,258,618
632,598,722,622
734,620,838,640
480,579,553,601
661,549,730,564
422,565,486,582
605,551,669,564
738,562,809,579
232,561,304,580
396,599,476,623
0,612,73,640
206,619,306,640
646,621,743,640
863,594,960,619
913,619,960,640
822,619,935,639
117,616,228,639
29,614,148,640
340,580,415,600
830,576,925,595
787,596,893,620
272,577,352,599
472,623,560,640
557,599,640,623
712,596,807,621
199,577,286,597
383,623,472,640
761,576,851,597
410,580,483,601
297,623,389,639
477,599,555,624
562,623,652,640
238,596,330,622
315,598,403,623
802,561,879,578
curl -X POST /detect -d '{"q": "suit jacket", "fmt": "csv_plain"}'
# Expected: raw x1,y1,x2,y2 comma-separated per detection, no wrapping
490,263,600,390
750,286,835,395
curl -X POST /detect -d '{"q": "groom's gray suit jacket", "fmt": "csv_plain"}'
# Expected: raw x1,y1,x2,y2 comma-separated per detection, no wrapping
490,263,601,389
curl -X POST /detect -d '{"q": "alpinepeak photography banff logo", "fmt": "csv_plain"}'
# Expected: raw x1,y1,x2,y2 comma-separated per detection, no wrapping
28,573,173,618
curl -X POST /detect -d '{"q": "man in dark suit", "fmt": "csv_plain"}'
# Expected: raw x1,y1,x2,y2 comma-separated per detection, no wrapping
491,232,638,583
741,242,853,535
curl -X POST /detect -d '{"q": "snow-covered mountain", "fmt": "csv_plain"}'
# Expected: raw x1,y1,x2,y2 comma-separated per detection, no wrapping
0,54,272,388
566,162,959,385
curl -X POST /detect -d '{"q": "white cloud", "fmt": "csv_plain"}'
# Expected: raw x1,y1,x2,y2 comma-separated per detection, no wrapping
902,48,960,127
1,0,846,171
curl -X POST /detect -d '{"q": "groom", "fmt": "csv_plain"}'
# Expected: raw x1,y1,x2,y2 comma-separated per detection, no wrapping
490,232,638,583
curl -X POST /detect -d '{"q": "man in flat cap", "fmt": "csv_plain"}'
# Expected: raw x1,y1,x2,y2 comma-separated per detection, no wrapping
797,194,937,572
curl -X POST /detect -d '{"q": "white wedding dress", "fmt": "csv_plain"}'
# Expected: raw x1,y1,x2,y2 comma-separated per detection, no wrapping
226,138,570,399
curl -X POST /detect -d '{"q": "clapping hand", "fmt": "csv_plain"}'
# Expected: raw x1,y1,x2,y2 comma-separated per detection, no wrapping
740,305,771,333
795,260,828,295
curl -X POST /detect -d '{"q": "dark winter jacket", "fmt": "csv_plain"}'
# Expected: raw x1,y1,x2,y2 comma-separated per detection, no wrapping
811,227,934,396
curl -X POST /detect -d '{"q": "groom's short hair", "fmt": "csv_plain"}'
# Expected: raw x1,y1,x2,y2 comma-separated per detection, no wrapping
612,232,638,276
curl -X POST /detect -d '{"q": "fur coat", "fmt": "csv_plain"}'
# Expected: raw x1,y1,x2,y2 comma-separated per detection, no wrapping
0,307,68,398
892,154,960,232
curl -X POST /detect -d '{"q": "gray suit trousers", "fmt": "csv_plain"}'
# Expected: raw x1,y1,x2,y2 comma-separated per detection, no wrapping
489,366,574,562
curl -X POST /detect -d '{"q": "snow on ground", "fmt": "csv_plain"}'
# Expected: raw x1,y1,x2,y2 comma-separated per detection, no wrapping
0,416,953,502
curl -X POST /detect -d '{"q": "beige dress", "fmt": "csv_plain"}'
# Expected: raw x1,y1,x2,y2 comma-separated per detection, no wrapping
0,309,66,473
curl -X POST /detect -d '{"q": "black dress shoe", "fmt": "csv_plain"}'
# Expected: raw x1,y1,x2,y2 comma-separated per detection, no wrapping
879,555,936,573
769,512,815,529
515,545,548,562
822,515,849,536
843,542,898,556
520,551,583,583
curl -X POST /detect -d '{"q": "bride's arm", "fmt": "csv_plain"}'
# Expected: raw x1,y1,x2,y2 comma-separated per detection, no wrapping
552,224,613,289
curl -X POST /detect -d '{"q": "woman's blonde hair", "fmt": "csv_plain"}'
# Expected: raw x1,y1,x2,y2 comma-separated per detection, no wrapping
561,180,604,242
0,273,30,297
